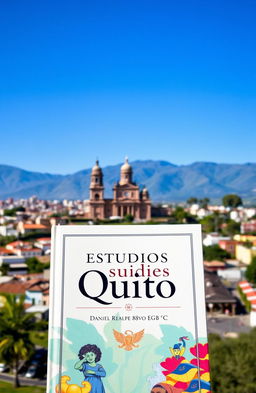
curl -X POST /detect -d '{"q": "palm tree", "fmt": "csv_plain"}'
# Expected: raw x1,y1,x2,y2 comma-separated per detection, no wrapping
0,293,36,387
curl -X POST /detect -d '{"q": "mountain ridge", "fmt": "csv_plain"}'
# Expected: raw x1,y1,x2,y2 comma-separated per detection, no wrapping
0,161,255,202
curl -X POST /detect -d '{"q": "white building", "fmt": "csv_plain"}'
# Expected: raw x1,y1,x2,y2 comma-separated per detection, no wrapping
203,233,231,247
0,226,18,237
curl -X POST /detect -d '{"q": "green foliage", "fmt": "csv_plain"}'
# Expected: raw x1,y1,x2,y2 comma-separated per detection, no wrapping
221,219,241,237
199,197,210,208
69,217,90,223
20,231,51,241
0,294,36,387
168,207,198,224
34,319,48,331
203,244,231,261
50,210,68,217
124,214,134,222
243,241,253,249
3,207,24,216
43,262,50,270
29,330,48,348
200,212,226,234
245,256,256,285
222,194,243,208
25,257,45,273
186,197,210,208
237,286,251,312
209,329,256,393
0,381,45,393
187,197,198,205
0,235,16,246
144,220,163,225
0,262,9,276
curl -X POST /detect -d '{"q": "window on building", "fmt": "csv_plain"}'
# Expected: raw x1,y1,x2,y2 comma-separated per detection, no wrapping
95,193,100,200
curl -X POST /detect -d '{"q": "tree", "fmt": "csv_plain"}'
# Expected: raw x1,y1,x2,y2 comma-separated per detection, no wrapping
222,194,243,208
0,294,36,387
203,244,231,261
200,212,226,234
168,207,198,224
209,329,256,393
199,197,210,209
26,257,45,273
0,262,9,276
221,219,241,236
187,197,198,205
124,214,134,222
0,235,16,247
245,256,256,285
3,207,25,216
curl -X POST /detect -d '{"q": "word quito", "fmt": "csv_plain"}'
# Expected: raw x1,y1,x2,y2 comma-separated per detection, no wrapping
48,225,211,393
79,253,175,305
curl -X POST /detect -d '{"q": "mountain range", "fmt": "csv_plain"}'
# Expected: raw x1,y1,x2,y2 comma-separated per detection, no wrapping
0,161,256,203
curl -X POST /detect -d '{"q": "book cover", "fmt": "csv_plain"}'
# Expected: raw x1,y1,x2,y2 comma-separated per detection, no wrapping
47,225,211,393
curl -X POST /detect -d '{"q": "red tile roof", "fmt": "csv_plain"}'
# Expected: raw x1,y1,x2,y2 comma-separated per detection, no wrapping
0,280,27,294
0,247,14,255
6,241,30,248
23,224,48,229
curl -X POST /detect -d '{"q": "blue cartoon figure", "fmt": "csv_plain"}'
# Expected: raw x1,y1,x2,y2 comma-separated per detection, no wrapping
74,344,106,393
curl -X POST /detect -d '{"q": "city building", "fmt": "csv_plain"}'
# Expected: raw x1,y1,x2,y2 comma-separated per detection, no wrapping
17,222,49,235
0,255,27,275
234,234,256,246
238,281,256,326
241,220,256,234
235,244,256,265
219,239,241,256
203,233,230,247
88,159,151,220
204,270,237,315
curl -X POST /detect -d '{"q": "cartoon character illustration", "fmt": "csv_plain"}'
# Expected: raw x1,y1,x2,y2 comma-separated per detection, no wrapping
55,375,91,393
152,338,211,393
151,382,184,393
74,344,106,393
113,329,144,351
170,336,189,359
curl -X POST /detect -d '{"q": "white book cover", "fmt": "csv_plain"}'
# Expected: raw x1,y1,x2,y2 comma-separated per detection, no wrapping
47,224,211,393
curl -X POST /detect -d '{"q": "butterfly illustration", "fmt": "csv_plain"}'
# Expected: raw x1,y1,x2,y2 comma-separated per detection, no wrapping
113,329,144,351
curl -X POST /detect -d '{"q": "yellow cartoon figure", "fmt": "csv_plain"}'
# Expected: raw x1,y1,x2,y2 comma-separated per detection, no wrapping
55,376,91,393
55,376,71,393
81,381,92,393
169,336,189,359
66,384,82,393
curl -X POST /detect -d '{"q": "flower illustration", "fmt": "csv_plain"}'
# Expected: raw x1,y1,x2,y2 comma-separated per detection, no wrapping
189,343,208,359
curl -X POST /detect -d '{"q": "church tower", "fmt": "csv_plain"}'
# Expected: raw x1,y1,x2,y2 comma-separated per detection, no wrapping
88,158,151,221
89,160,104,200
119,157,133,185
89,160,105,219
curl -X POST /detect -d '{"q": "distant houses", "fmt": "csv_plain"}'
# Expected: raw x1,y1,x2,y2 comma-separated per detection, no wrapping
204,270,237,315
238,281,256,327
0,275,50,320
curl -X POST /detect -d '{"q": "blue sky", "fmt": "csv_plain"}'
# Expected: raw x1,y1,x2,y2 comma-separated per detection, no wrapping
0,0,255,174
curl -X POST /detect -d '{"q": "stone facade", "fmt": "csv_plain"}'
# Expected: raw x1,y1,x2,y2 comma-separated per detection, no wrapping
89,159,151,220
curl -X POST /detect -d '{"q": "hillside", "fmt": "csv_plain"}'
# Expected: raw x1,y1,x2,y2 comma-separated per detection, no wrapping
0,161,255,202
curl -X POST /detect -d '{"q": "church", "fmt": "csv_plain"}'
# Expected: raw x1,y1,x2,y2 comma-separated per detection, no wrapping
88,159,151,221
